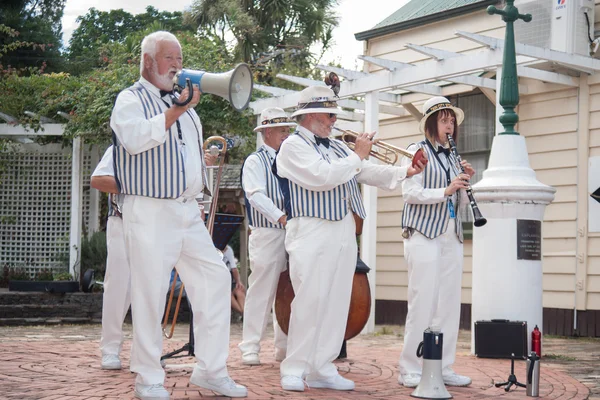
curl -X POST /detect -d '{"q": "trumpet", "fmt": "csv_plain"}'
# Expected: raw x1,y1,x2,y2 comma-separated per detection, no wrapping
333,127,425,167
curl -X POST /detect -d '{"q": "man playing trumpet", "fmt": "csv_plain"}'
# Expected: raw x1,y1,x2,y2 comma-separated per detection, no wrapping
273,85,426,392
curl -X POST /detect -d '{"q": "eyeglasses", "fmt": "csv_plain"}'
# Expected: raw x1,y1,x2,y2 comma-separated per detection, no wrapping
328,113,336,118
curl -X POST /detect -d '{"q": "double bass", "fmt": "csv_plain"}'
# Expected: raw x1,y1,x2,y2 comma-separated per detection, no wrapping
274,213,371,341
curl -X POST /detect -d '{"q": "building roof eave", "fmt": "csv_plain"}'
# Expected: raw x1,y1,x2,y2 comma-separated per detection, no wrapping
354,0,499,41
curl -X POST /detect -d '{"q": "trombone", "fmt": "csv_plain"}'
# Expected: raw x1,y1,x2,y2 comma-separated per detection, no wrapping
333,127,417,165
162,136,228,339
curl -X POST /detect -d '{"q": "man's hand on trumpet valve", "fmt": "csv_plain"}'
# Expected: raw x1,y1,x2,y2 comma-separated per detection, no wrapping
407,152,428,177
353,131,375,160
444,173,471,196
460,159,475,177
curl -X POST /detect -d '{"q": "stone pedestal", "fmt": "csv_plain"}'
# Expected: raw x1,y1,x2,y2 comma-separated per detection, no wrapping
471,134,555,354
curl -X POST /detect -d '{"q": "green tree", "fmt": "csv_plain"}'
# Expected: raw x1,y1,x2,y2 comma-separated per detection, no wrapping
188,0,339,65
67,6,196,75
0,30,256,162
0,0,65,73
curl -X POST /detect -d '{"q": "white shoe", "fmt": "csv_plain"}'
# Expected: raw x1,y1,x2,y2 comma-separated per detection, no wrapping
242,352,260,365
190,374,248,398
134,383,170,400
274,348,286,362
399,373,421,388
306,374,355,391
443,372,472,387
101,354,121,370
281,375,305,391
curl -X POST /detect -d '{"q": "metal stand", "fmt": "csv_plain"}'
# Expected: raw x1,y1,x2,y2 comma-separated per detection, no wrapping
495,353,525,392
337,340,347,359
161,298,195,363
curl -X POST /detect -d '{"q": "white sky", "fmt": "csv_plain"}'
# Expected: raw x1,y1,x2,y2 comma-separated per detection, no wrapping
61,0,410,70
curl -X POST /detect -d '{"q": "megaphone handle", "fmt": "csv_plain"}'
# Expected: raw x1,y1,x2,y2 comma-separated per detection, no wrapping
172,78,194,107
416,341,424,358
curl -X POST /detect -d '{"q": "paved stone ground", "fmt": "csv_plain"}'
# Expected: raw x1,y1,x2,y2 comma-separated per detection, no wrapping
0,322,597,399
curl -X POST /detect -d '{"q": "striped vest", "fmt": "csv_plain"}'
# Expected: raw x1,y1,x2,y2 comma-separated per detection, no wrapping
112,82,208,199
402,140,463,242
278,132,366,221
241,146,286,229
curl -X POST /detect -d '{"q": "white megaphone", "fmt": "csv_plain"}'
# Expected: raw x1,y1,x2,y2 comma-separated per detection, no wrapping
411,328,452,400
172,63,253,112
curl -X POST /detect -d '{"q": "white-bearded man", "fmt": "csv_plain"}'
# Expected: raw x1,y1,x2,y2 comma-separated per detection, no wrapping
110,30,246,399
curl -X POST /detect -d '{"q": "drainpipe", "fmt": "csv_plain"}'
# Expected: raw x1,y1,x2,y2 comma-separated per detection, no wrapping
574,74,590,333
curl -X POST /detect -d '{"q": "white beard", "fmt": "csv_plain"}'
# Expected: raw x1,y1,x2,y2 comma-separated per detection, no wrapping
151,63,174,91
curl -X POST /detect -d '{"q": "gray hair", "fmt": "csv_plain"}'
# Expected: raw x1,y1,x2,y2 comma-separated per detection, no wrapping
139,31,181,74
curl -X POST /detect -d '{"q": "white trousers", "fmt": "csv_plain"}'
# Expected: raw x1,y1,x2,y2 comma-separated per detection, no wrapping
399,219,463,376
122,195,232,385
100,216,131,356
239,228,287,355
280,213,357,379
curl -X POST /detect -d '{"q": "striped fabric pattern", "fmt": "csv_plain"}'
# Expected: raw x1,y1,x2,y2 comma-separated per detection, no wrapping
112,82,186,199
285,132,366,221
242,146,286,229
402,140,463,242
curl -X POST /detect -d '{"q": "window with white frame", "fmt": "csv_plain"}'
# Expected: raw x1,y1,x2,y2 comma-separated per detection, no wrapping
450,92,495,230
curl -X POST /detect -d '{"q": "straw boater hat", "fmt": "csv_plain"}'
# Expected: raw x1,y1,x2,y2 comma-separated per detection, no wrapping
253,107,297,132
291,86,346,117
419,96,464,134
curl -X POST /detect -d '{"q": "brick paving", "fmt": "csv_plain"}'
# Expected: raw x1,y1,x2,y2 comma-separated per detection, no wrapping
0,323,597,399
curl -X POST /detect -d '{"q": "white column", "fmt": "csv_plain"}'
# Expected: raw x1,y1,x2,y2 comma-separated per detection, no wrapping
361,90,379,334
471,130,556,353
87,145,101,235
69,137,83,279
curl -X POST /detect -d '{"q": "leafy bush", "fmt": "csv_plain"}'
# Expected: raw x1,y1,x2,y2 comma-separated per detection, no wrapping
80,231,107,278
53,271,74,281
0,265,32,286
34,268,54,281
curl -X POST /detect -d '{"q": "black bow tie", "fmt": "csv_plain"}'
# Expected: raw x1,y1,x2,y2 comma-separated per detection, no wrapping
314,136,330,148
437,146,450,156
159,89,174,98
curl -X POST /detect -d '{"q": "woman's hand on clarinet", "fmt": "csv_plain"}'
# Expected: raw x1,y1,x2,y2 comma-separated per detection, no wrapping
460,160,475,177
444,173,470,196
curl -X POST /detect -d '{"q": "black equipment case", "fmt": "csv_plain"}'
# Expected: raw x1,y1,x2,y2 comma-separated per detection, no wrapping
474,320,528,359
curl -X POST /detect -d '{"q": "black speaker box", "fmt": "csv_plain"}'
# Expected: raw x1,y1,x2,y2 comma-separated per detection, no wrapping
474,320,528,359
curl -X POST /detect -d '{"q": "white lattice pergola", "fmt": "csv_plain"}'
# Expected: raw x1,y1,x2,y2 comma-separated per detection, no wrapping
0,112,99,279
249,31,600,332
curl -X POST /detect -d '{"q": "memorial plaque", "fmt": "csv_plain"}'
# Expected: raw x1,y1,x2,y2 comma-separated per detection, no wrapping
517,219,541,260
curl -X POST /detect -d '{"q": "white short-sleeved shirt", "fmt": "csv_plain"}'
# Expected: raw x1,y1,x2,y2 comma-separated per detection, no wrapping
92,146,114,177
222,245,237,271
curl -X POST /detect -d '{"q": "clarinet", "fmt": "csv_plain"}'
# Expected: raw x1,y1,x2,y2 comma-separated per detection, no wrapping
446,134,487,227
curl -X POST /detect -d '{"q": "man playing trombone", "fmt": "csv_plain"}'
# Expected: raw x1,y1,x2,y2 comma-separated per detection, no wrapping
238,107,295,365
273,85,426,392
110,31,246,399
